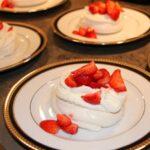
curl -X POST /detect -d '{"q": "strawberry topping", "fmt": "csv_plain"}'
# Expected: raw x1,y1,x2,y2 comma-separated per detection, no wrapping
88,0,123,21
65,61,127,105
1,0,14,9
81,91,101,105
109,69,127,92
71,61,98,78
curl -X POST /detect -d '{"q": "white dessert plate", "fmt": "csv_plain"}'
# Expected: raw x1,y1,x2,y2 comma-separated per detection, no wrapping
0,22,47,72
53,8,150,45
0,0,67,13
4,59,150,150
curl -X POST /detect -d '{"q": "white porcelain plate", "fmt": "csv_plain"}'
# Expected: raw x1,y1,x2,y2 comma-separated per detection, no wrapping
4,59,150,150
0,0,67,13
53,8,150,45
0,22,47,72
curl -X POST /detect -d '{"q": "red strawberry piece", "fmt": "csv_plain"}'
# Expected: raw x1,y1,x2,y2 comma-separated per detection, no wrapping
115,2,123,12
40,120,60,134
62,123,78,134
78,27,87,36
93,69,103,80
109,7,120,21
65,75,77,87
89,81,101,89
57,114,71,127
86,27,97,39
106,0,120,21
72,61,98,78
7,26,13,32
97,68,110,87
0,22,3,30
89,3,99,14
109,69,127,92
72,30,79,35
95,1,106,14
81,91,101,105
75,74,92,86
1,0,14,8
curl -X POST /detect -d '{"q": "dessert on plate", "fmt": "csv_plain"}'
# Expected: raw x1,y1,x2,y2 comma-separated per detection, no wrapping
0,22,17,58
54,61,127,131
0,0,47,8
39,61,127,135
73,0,124,38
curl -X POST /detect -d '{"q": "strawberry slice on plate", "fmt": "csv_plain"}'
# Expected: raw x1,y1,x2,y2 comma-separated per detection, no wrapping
40,120,60,134
72,61,98,78
62,123,78,134
57,114,71,127
81,91,101,105
109,69,127,92
86,27,97,39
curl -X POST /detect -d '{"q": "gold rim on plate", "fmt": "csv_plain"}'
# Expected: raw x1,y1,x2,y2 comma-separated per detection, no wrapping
52,8,150,45
4,58,150,150
0,21,47,72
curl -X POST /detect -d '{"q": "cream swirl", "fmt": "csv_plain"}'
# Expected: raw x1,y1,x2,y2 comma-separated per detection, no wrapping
0,22,17,58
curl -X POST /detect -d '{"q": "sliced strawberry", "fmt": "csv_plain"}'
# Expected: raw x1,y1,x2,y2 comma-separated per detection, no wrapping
0,22,3,30
89,3,99,14
7,26,13,32
1,0,14,8
81,91,101,105
106,0,121,21
78,27,87,36
109,7,120,21
106,0,115,14
72,30,79,35
75,74,92,86
57,114,71,127
72,61,98,78
93,69,103,80
96,1,106,14
65,75,77,87
109,69,127,92
115,2,123,12
97,68,110,87
40,120,60,134
86,27,97,39
62,123,78,134
89,81,101,89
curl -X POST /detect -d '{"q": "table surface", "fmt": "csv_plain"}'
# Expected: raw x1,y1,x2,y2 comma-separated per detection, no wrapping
0,0,150,150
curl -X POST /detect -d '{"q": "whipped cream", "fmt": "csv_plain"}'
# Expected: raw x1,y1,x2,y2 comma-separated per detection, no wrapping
78,7,124,34
0,22,17,58
54,72,127,131
12,0,47,7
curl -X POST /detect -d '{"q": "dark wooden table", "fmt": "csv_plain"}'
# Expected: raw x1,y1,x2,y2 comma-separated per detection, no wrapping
0,0,150,150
